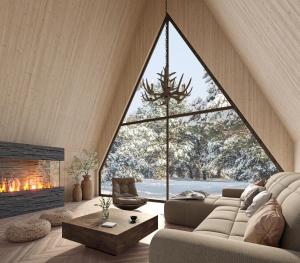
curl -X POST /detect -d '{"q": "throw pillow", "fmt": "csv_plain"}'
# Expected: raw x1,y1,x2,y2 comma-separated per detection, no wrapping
244,198,285,247
241,184,262,200
120,184,129,193
240,187,259,210
254,179,266,187
246,190,271,217
113,183,120,194
120,193,135,197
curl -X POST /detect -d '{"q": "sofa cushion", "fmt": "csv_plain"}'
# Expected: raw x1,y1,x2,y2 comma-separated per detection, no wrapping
265,172,300,251
164,196,220,227
120,183,129,193
194,217,234,235
116,197,146,205
194,206,249,240
244,198,285,247
214,196,241,207
164,196,241,228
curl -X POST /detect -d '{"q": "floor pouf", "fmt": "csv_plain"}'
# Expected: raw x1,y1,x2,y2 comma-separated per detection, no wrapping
40,209,73,226
6,219,51,242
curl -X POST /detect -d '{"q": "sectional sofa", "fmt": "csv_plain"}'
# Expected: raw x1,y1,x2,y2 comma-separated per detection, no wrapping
149,172,300,263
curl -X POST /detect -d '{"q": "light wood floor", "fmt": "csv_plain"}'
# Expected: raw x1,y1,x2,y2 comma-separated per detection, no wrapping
0,199,191,263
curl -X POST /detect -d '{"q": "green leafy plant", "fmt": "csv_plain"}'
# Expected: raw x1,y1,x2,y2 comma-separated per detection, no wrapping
95,197,112,209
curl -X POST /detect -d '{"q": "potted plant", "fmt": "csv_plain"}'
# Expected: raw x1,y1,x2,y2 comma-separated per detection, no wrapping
66,160,83,202
76,149,100,200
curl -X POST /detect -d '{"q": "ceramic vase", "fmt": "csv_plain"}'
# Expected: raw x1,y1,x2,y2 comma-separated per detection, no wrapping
81,175,93,200
72,183,82,202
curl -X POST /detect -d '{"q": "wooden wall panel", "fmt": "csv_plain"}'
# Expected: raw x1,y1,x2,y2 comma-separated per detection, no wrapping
167,0,294,171
295,143,300,172
97,0,165,191
0,0,147,200
0,0,294,201
205,0,300,170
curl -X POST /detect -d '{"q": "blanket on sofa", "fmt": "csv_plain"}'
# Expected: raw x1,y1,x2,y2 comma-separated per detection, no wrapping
171,190,208,200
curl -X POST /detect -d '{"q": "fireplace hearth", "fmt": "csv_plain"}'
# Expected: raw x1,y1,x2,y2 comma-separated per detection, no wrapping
0,142,64,218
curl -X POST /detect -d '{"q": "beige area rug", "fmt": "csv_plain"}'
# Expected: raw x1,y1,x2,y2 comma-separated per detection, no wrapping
0,200,192,263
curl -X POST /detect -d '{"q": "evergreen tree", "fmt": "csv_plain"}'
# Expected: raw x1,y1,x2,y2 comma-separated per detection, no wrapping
101,73,278,183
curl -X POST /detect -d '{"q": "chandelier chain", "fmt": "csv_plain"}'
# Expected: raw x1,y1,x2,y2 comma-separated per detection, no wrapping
141,0,192,106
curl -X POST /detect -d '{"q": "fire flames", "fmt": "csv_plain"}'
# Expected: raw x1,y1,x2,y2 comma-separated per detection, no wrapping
0,177,51,193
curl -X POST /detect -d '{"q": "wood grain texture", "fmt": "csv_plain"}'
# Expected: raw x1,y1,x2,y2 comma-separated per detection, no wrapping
206,0,300,142
205,0,300,171
167,0,294,171
0,0,295,200
0,0,148,200
295,143,300,172
62,209,158,255
97,0,165,192
0,200,188,263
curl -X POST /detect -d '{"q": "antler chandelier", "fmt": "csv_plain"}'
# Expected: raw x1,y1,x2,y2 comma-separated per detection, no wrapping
142,68,192,106
141,1,192,106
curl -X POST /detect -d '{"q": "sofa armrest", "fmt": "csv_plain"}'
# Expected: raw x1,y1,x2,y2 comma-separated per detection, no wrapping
149,229,300,263
222,188,244,198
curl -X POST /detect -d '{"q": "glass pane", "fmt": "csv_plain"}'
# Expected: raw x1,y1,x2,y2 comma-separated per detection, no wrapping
0,159,60,193
101,120,166,200
169,22,230,116
169,109,278,197
123,26,166,123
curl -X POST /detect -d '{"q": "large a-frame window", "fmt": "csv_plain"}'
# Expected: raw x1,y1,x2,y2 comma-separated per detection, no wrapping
99,18,280,201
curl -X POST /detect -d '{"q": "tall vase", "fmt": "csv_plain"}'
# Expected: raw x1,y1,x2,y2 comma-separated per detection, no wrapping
81,175,93,200
72,183,82,202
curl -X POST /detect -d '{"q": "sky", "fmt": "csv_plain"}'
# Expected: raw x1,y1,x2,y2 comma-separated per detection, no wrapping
124,22,217,120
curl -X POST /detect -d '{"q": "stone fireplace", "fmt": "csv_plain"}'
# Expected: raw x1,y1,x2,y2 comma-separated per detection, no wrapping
0,142,64,218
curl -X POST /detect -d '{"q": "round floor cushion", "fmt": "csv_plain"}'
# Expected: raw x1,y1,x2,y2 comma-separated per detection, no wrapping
6,219,51,242
40,209,73,226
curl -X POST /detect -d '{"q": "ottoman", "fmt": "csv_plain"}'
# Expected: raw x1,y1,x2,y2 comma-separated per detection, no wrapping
40,209,73,226
6,219,51,242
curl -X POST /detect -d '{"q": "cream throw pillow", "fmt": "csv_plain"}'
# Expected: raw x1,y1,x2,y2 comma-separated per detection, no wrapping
246,190,271,217
244,198,285,247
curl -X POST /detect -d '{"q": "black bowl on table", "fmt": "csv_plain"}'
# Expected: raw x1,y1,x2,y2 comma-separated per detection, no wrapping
130,216,137,223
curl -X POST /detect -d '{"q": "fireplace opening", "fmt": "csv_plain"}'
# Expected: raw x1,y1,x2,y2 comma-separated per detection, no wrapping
0,159,60,193
0,141,64,218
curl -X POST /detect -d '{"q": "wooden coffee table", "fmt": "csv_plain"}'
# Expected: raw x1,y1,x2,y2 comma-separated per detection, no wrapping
62,208,158,255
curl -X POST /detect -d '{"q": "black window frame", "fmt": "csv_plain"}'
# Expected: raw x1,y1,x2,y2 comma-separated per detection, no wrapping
98,15,283,202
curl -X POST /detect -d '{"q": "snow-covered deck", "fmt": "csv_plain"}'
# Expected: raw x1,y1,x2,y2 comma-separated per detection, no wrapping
101,178,248,200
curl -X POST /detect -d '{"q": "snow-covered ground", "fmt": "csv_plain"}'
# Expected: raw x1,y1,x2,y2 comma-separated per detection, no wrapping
101,178,248,200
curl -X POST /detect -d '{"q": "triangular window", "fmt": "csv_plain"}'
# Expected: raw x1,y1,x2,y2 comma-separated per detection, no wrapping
100,18,280,201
